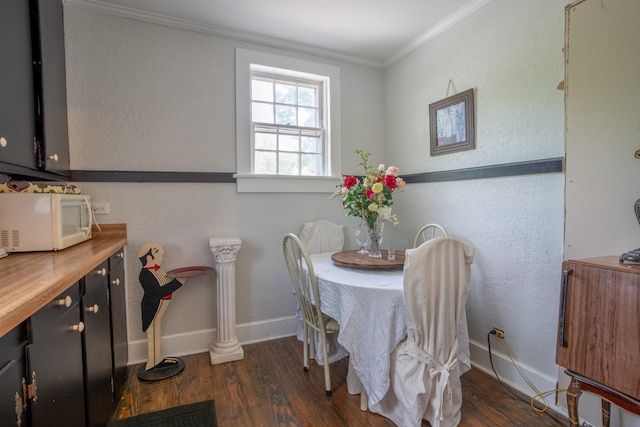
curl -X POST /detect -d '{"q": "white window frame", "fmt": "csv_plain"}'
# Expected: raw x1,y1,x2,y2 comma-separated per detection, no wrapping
235,48,341,193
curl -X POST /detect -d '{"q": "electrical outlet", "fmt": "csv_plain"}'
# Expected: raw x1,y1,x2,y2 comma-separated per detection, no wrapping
491,326,505,339
92,202,110,215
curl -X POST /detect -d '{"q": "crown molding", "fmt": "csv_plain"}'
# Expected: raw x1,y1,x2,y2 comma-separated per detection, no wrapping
384,0,493,68
64,0,492,70
63,0,386,69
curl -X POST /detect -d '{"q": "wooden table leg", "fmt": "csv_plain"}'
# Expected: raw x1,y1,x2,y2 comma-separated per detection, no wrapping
602,399,610,427
567,376,582,427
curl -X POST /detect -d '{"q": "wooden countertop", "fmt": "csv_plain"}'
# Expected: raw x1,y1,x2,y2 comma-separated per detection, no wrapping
0,223,127,338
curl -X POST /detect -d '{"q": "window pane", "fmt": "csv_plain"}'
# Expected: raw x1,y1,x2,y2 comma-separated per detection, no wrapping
275,105,296,125
249,67,328,177
280,133,299,151
301,153,321,175
279,152,299,175
298,107,317,127
252,79,273,102
275,82,296,104
301,135,320,153
298,85,317,107
255,130,277,150
252,102,274,123
255,151,277,174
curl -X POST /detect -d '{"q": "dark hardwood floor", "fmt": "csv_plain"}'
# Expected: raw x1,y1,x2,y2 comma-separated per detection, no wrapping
112,336,567,426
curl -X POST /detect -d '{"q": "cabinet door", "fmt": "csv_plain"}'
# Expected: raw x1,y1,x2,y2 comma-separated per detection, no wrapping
109,248,128,400
0,0,36,170
28,283,85,427
83,261,115,427
83,263,115,426
31,0,69,174
0,324,28,427
556,260,640,399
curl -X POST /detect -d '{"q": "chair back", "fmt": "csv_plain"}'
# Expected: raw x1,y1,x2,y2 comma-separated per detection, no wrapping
403,236,474,363
299,220,344,254
413,223,448,248
282,234,326,336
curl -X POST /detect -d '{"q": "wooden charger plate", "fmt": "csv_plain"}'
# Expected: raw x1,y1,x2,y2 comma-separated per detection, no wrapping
331,250,405,270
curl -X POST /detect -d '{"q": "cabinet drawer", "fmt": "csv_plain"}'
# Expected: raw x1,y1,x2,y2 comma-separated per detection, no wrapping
85,260,108,291
109,247,125,270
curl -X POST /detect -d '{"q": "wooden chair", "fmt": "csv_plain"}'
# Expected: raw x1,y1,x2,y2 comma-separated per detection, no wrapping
413,223,448,248
282,233,340,396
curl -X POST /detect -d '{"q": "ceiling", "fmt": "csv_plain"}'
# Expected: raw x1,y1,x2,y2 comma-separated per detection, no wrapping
71,0,489,68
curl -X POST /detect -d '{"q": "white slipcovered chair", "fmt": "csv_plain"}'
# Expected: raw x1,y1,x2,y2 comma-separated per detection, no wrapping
299,219,344,254
282,233,340,396
413,223,448,248
371,236,475,427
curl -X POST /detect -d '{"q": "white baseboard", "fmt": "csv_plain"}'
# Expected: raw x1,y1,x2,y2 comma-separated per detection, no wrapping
128,315,299,365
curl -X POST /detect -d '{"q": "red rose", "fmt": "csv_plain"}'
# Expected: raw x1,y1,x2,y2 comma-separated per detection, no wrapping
384,174,397,190
366,189,374,200
343,176,358,188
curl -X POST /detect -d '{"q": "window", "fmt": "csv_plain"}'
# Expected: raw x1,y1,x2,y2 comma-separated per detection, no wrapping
235,48,341,193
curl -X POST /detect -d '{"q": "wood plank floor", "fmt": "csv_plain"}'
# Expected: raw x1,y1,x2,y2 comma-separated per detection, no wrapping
112,336,568,426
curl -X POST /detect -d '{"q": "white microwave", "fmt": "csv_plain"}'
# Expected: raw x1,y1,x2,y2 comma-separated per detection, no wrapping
0,193,92,252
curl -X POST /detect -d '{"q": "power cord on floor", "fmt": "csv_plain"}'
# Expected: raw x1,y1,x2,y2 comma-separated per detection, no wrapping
486,331,567,425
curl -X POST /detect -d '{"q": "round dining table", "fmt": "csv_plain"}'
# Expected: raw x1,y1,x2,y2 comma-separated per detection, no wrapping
310,251,471,410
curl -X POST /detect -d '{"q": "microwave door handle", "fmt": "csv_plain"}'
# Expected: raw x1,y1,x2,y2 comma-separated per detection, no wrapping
83,196,93,238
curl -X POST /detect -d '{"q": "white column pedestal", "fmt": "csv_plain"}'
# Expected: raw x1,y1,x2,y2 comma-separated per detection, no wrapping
209,237,244,365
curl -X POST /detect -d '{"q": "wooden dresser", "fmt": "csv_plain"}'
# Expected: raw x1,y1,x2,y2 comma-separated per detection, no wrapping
556,256,640,427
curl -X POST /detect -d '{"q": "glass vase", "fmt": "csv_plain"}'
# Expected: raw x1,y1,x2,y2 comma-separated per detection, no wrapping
367,218,384,258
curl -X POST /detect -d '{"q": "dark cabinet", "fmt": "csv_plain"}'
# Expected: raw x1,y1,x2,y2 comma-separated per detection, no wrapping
0,0,37,170
0,248,127,427
27,282,86,427
0,0,69,177
109,248,128,400
82,261,115,427
31,0,70,174
0,323,29,427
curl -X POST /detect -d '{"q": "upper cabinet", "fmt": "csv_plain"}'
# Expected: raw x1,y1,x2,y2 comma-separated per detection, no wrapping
0,0,69,178
0,0,37,171
32,0,70,174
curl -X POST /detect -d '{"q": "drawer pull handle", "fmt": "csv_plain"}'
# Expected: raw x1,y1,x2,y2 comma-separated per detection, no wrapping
111,278,121,286
86,304,99,314
558,269,573,347
48,153,59,162
117,252,124,259
55,296,72,307
70,321,84,333
0,137,7,148
95,267,107,276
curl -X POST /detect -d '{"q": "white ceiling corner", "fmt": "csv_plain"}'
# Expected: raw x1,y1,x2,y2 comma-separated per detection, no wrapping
64,0,491,69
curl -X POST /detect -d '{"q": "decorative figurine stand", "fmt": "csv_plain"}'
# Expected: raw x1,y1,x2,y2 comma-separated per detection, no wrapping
209,237,244,364
136,242,187,381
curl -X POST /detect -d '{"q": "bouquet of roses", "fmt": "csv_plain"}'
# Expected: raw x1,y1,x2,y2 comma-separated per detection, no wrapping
331,149,406,229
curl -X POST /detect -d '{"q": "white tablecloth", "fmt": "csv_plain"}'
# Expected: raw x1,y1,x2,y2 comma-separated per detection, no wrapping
310,252,471,407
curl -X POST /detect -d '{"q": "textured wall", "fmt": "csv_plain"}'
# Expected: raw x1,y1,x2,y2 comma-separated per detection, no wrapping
384,0,570,399
64,7,386,356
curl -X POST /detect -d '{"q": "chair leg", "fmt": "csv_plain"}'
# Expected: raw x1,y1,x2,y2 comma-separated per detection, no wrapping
321,335,332,396
303,323,309,372
309,325,316,360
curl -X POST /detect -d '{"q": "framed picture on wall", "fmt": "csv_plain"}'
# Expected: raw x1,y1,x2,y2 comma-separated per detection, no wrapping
429,88,475,156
